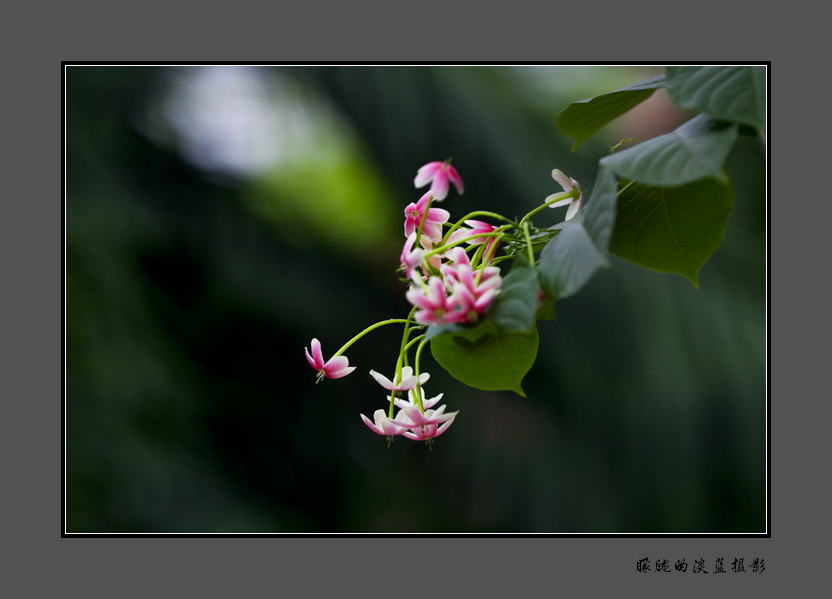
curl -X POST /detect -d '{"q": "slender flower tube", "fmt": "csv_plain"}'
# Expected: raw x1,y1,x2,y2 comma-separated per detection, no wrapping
413,160,464,201
369,366,430,392
305,338,356,381
404,192,450,242
546,169,583,221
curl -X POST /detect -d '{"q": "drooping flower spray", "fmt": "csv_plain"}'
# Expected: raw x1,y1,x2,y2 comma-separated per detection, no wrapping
306,159,584,448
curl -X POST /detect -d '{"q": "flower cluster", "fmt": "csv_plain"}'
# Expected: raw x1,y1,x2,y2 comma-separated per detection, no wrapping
401,164,504,327
361,386,457,445
304,160,583,448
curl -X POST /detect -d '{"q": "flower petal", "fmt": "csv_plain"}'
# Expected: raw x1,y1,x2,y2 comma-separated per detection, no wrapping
305,347,319,370
426,207,450,224
327,365,356,379
325,356,355,379
545,193,572,209
369,369,395,390
429,175,449,202
447,165,464,194
360,412,384,435
414,162,443,188
309,338,324,368
551,168,574,192
446,227,472,245
564,199,582,221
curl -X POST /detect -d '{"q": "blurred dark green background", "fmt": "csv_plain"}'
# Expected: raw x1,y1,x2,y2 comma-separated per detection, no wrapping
65,65,766,533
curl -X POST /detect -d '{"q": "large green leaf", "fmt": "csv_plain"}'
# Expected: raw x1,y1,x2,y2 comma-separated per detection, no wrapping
557,74,666,151
430,321,538,397
600,114,738,187
666,65,767,138
537,167,617,300
609,176,735,288
485,253,539,334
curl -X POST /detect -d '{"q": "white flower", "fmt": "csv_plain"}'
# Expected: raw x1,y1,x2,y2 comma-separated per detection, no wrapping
369,366,430,392
546,169,583,221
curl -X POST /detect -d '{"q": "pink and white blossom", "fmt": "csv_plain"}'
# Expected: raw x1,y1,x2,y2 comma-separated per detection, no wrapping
440,247,501,321
393,401,456,429
441,247,501,291
395,388,445,411
447,219,502,258
369,366,430,392
405,276,460,325
404,192,450,242
546,169,583,221
401,418,457,442
413,160,464,201
305,338,355,381
360,409,410,437
392,390,458,442
451,282,498,321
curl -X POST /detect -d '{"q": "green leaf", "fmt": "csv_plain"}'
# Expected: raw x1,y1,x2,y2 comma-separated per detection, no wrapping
430,321,538,397
600,114,738,187
666,65,767,138
535,301,557,321
424,322,466,341
485,253,539,333
609,176,735,288
537,167,617,300
557,74,666,151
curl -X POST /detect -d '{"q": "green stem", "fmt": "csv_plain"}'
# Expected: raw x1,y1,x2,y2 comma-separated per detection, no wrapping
475,233,503,285
396,306,419,373
518,189,579,228
332,318,412,358
387,333,426,419
425,229,510,261
404,334,425,353
469,242,487,270
413,337,430,413
440,212,514,250
414,195,433,250
522,222,535,264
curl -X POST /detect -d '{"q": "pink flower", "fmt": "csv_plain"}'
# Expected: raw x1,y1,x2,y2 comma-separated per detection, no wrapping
405,276,460,325
402,418,457,442
360,409,410,438
400,233,425,279
413,160,464,202
394,401,456,429
392,390,458,442
546,169,583,221
449,219,501,259
404,192,450,242
369,366,430,392
305,338,355,382
440,247,501,321
451,282,498,322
